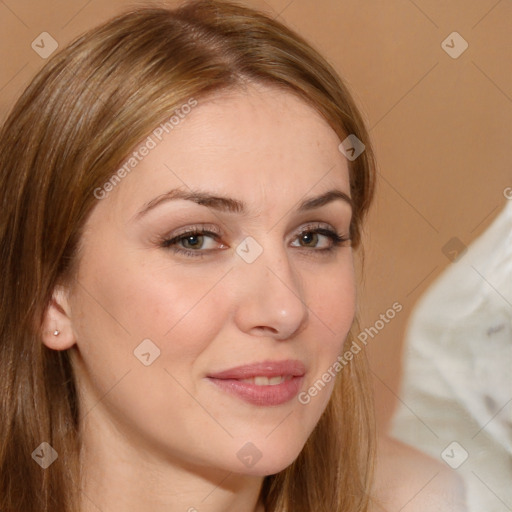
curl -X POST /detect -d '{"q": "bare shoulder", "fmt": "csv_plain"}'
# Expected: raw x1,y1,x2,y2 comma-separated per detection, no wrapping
369,436,467,512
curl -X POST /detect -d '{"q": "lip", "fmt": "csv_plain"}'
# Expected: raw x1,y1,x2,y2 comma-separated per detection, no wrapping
208,359,306,380
206,359,306,406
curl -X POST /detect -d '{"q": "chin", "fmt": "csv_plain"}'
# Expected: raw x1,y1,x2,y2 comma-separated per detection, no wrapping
224,434,308,477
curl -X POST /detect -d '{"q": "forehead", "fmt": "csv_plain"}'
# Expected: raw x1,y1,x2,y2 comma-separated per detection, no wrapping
94,84,350,222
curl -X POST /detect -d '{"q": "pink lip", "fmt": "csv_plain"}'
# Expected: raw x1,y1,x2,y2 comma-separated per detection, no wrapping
206,359,306,406
208,360,306,380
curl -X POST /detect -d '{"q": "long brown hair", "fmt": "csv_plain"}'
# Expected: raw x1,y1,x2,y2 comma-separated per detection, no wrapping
0,1,376,510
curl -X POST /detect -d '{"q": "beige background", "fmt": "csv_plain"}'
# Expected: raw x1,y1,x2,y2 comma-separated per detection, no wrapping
1,0,510,432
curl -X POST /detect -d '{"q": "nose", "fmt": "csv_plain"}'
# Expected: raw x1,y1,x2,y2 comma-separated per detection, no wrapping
232,243,309,341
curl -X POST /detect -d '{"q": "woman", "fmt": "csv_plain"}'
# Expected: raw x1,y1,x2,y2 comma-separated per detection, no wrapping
0,1,463,511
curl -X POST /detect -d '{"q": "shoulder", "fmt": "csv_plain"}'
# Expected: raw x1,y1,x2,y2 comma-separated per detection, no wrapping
370,436,467,512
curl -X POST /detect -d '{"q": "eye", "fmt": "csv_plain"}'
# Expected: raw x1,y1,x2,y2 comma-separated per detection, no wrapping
159,223,350,259
160,227,224,258
291,225,350,252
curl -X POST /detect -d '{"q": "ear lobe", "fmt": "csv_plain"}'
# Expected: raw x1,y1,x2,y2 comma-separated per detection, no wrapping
41,286,76,350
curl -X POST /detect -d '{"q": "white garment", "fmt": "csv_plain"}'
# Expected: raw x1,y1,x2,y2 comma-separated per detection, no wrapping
391,200,512,512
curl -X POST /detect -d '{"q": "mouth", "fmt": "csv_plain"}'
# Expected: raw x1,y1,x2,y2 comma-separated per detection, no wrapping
238,375,293,385
206,360,306,406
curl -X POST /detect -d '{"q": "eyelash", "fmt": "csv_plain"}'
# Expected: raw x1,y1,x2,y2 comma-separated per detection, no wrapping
159,223,350,259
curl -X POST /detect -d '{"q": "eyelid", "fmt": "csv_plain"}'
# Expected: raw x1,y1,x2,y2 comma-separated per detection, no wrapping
165,221,344,240
294,221,339,236
159,220,349,259
166,223,222,238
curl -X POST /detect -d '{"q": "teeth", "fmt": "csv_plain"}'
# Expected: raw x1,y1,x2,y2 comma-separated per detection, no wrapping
239,376,292,386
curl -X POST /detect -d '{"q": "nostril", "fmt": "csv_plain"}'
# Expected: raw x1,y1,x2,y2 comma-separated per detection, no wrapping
254,326,279,334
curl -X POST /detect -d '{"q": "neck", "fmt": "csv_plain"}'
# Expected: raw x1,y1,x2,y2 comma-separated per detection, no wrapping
78,408,266,512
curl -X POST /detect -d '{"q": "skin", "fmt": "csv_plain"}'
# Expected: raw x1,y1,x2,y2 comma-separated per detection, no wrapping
371,436,467,512
42,83,356,512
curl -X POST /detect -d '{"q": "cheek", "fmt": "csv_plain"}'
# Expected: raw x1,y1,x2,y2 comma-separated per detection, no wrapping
69,245,234,416
304,254,356,344
68,252,232,455
289,254,356,413
73,245,229,346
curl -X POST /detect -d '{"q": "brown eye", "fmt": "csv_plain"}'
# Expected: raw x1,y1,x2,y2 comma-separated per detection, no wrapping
161,228,224,258
180,234,205,250
299,232,319,247
291,226,349,251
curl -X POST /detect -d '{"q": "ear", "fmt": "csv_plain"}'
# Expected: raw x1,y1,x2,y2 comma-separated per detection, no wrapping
41,285,76,350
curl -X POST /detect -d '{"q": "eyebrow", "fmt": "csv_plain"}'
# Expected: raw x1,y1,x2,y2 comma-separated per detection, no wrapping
133,187,352,220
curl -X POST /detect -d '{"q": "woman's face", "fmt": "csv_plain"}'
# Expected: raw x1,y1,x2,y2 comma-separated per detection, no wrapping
65,84,355,476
